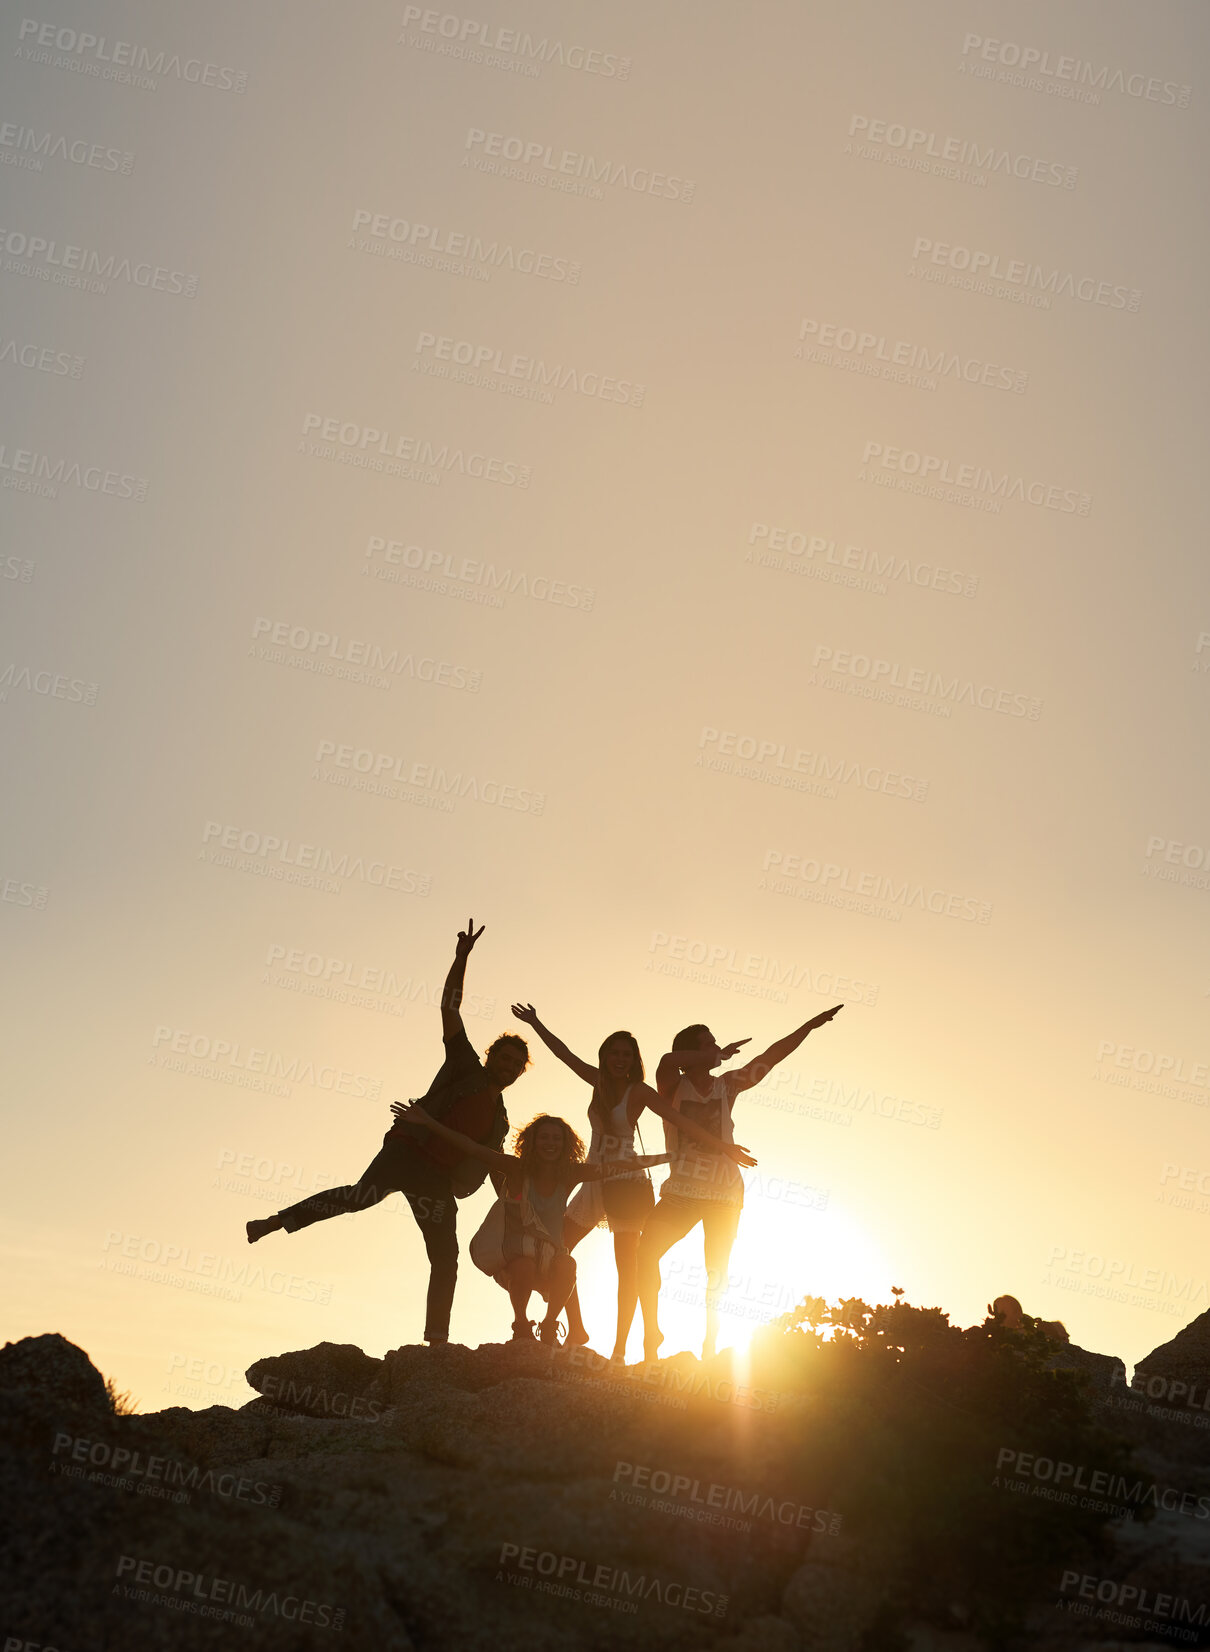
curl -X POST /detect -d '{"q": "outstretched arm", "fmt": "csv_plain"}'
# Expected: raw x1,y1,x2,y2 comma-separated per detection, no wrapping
726,1005,844,1094
642,1085,758,1168
510,1004,597,1085
441,918,483,1041
392,1102,514,1175
575,1153,672,1185
655,1038,749,1086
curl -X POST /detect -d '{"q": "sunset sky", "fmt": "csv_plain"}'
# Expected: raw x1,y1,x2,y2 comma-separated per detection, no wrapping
4,0,1209,1413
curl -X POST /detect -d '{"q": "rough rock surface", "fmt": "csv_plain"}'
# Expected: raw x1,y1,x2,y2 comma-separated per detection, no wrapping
1135,1307,1210,1398
3,1327,1206,1651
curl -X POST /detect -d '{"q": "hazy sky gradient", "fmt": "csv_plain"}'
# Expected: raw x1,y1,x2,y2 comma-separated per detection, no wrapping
3,0,1208,1412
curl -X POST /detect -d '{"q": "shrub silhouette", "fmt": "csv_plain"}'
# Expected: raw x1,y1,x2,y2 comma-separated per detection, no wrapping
744,1291,1140,1644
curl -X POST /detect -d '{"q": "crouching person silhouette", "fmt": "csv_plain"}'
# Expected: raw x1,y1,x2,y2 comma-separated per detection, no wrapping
396,1104,671,1345
245,920,529,1345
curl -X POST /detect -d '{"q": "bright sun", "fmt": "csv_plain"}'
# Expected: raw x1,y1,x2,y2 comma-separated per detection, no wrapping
571,1196,895,1361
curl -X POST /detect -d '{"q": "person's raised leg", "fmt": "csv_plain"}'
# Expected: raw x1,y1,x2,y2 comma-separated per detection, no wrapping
701,1203,741,1362
248,1145,404,1243
636,1197,699,1362
611,1230,641,1362
559,1220,592,1346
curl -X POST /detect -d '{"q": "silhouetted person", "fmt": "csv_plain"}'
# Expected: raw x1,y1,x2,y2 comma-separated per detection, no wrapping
991,1294,1068,1342
510,1007,755,1361
396,1105,670,1343
639,1006,843,1361
246,920,529,1344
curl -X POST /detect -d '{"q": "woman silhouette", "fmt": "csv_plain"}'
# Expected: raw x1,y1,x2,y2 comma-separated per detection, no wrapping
394,1104,670,1344
509,1006,756,1362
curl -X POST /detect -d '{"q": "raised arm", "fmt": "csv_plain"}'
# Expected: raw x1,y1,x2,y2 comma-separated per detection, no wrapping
441,918,484,1041
510,1004,598,1086
392,1102,514,1175
726,1005,844,1094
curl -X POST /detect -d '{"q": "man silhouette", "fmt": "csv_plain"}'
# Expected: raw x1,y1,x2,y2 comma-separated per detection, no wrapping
247,920,528,1344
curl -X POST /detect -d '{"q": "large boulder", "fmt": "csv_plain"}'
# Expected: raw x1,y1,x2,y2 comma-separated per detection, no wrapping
246,1341,384,1418
0,1332,112,1422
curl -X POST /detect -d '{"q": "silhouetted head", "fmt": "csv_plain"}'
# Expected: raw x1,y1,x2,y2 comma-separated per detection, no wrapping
484,1033,530,1089
991,1295,1024,1329
590,1031,644,1124
514,1114,586,1172
599,1030,644,1084
673,1023,724,1067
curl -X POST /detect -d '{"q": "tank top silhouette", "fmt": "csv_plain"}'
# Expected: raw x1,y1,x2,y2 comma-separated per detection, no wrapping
662,1073,743,1205
585,1084,642,1176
